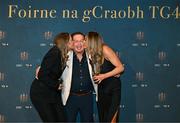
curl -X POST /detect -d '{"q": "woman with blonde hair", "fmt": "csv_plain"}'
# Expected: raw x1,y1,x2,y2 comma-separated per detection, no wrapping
86,32,124,122
30,32,71,122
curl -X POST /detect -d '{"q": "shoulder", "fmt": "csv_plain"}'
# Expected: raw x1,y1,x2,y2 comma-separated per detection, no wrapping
49,46,60,52
50,46,61,53
102,44,114,55
102,44,117,61
45,46,61,58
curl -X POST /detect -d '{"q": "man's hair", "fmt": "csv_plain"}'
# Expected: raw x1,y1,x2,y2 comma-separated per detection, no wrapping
71,32,85,39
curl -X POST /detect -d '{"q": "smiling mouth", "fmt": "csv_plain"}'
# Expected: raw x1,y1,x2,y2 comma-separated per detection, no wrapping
76,45,83,50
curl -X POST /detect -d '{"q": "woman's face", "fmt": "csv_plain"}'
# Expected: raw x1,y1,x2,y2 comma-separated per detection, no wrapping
84,36,88,49
67,36,73,49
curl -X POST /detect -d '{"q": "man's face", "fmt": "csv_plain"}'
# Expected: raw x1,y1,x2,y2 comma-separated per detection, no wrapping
72,34,85,53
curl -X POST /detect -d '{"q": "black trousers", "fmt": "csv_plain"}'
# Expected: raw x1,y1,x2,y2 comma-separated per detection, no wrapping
31,98,66,122
65,93,93,122
30,79,66,122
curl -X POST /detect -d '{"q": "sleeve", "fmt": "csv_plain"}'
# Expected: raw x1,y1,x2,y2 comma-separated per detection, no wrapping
38,47,62,89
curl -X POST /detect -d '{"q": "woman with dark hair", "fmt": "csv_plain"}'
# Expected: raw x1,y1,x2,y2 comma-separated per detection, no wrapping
30,32,71,122
86,32,124,123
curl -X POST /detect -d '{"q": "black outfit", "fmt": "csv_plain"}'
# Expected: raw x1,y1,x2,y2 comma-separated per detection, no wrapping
65,52,94,122
30,46,66,122
98,59,121,122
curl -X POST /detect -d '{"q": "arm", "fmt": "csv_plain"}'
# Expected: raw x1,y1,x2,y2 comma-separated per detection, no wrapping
102,45,124,78
93,45,124,83
38,47,62,89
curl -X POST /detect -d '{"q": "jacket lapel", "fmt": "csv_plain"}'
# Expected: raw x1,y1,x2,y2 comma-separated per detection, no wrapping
61,51,73,105
86,52,98,101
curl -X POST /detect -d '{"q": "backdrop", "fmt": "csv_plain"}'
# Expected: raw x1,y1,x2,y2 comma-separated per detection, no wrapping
0,0,180,122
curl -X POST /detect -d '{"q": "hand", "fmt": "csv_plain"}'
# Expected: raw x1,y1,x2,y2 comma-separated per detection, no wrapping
58,84,63,90
114,74,120,78
93,74,106,84
35,66,41,79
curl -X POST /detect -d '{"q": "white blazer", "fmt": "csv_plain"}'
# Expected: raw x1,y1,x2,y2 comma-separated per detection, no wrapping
61,51,98,105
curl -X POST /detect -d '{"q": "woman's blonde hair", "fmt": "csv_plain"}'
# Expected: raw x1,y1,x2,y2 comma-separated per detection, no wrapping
86,32,104,73
54,32,70,70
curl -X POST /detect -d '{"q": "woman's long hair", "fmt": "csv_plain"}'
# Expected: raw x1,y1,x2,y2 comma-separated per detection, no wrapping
54,32,70,70
86,32,104,73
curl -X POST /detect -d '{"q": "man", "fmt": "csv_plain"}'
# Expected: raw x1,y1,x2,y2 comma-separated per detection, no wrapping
61,32,98,122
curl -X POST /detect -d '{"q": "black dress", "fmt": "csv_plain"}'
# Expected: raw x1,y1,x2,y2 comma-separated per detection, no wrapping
30,46,66,122
98,59,121,122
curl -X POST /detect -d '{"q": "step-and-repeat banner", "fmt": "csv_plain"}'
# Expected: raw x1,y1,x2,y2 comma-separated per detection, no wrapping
0,0,180,122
